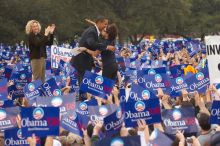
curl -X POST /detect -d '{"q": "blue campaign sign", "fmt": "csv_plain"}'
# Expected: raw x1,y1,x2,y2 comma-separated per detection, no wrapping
0,66,13,80
0,100,15,108
185,67,210,93
2,52,12,60
46,59,51,70
162,107,198,134
8,84,25,100
169,64,186,78
127,84,157,102
54,75,66,89
137,67,167,79
70,77,79,93
4,127,41,146
76,98,98,116
116,57,126,69
51,68,62,76
76,111,90,129
119,88,127,105
4,128,29,146
104,107,124,136
60,111,83,137
10,70,32,84
210,101,220,124
125,68,137,82
138,73,171,95
0,78,8,100
170,76,188,97
129,59,141,69
24,80,43,106
124,98,161,127
11,63,24,74
80,71,115,99
149,129,173,146
40,78,62,97
21,107,60,137
88,104,118,124
141,60,151,69
151,60,163,68
8,70,32,99
94,135,141,146
36,94,76,116
0,106,20,130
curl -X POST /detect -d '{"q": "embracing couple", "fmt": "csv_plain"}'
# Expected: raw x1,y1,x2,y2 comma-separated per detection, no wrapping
70,16,118,87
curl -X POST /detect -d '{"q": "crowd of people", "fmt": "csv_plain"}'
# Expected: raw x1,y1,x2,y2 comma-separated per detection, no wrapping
0,16,220,146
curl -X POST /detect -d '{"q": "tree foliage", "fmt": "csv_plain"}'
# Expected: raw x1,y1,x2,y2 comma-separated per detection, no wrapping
0,0,220,44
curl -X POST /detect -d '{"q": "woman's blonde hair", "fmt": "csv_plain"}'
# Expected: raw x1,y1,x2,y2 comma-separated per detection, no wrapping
25,20,41,35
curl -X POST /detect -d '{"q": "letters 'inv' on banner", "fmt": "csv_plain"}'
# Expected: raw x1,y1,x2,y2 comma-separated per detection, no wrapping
205,36,220,84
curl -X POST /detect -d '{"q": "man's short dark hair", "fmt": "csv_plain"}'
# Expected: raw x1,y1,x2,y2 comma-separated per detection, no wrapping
198,113,211,131
95,15,108,23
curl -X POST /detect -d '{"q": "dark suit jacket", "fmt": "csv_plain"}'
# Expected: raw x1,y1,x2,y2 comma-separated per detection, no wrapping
71,26,105,74
79,26,104,51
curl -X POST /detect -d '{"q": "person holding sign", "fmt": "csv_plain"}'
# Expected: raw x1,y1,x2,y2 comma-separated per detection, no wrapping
26,20,55,82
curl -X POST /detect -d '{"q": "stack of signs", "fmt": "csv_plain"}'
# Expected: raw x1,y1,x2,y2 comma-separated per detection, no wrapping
210,101,220,124
40,78,62,97
23,80,42,106
21,107,59,137
94,136,141,146
36,94,76,116
80,71,115,99
0,107,20,130
124,98,161,127
185,67,210,94
162,107,198,134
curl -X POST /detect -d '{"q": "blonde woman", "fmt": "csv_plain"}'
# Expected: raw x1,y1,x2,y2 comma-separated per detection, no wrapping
26,20,55,82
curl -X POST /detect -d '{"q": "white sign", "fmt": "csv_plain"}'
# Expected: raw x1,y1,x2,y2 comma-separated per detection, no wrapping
51,45,73,68
51,46,83,68
205,36,220,84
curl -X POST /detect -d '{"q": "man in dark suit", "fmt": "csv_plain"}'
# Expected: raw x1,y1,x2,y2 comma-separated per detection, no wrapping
71,16,108,85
